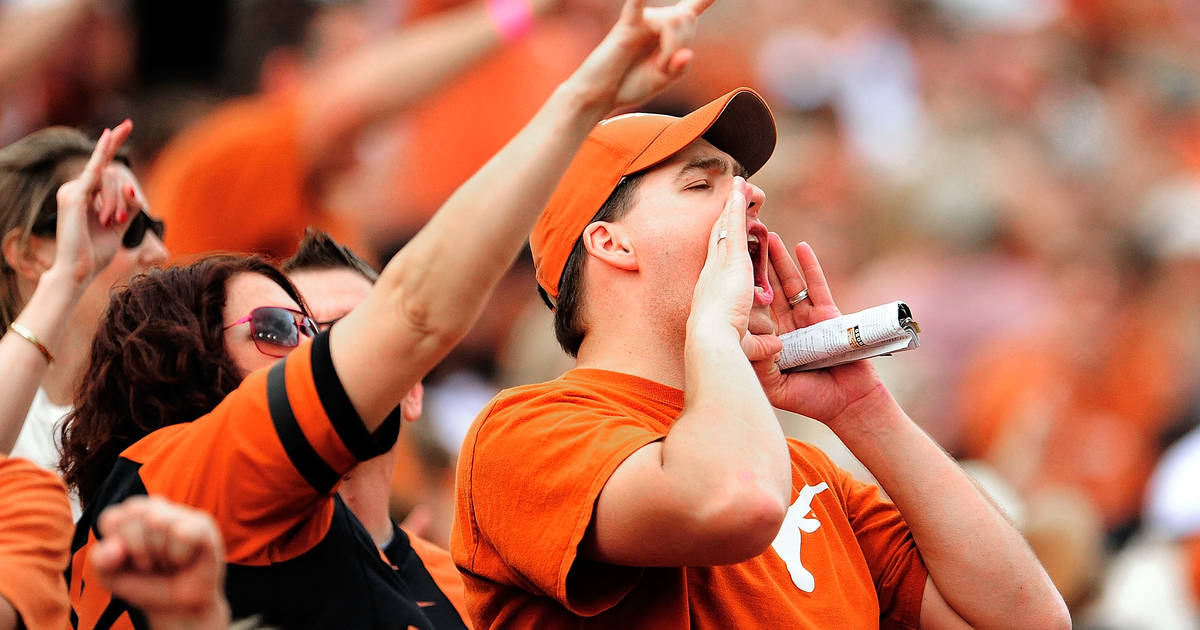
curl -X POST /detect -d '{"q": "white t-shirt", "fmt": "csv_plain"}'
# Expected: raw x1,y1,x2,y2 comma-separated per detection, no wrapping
11,387,80,518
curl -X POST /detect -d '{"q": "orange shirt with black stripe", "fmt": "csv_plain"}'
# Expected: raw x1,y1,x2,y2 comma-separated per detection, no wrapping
68,332,468,630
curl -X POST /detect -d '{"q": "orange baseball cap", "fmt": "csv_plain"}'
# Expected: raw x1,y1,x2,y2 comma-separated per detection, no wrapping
531,87,777,305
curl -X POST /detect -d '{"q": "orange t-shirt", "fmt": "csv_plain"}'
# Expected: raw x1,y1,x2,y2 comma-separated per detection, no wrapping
147,91,360,261
0,456,73,630
452,368,927,629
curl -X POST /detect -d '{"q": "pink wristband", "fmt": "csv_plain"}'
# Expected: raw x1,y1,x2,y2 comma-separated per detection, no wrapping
486,0,533,43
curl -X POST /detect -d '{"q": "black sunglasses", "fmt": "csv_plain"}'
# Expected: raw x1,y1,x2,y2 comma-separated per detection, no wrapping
223,306,320,358
121,210,165,249
31,207,165,249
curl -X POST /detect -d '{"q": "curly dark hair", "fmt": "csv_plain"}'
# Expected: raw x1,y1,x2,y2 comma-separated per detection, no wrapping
60,254,308,508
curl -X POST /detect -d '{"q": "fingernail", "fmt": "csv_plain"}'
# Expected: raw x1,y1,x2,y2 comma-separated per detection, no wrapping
124,184,136,199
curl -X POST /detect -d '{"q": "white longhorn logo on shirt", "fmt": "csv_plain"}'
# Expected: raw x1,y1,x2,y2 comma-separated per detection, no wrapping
770,482,829,593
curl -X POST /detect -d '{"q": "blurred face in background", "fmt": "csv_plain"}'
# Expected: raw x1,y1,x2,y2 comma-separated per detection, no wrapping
288,266,373,329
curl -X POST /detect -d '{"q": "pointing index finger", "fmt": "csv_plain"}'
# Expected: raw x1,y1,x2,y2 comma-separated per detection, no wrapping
619,0,647,25
79,120,133,194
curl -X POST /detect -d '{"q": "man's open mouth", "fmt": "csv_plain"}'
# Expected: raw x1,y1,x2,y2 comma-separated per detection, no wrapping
748,223,773,307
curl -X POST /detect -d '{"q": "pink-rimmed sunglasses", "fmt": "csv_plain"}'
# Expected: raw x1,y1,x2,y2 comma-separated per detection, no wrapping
223,306,319,358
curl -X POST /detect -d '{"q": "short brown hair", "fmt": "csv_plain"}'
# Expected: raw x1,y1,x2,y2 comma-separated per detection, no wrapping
541,173,642,357
282,227,378,282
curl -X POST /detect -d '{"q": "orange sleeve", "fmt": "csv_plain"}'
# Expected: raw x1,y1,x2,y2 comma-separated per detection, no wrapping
836,468,927,629
456,395,660,616
129,331,402,565
0,456,72,630
146,93,359,261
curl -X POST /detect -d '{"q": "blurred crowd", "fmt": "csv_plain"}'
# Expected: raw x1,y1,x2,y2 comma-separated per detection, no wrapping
4,0,1200,627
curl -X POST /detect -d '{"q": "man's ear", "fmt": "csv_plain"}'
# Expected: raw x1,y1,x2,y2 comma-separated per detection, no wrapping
1,228,53,282
400,382,423,423
581,221,639,272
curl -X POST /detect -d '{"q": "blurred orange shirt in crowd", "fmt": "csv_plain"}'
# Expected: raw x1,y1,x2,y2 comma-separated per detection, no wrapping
147,90,363,261
387,19,588,235
389,0,759,238
0,456,72,630
1189,537,1200,604
959,313,1183,530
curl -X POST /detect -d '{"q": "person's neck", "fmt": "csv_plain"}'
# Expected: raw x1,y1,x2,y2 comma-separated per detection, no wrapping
574,315,687,391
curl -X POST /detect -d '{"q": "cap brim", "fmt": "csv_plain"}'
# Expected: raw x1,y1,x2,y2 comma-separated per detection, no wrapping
625,88,776,178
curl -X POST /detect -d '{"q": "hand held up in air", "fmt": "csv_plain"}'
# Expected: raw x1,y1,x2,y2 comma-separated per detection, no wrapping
565,0,717,113
52,119,138,286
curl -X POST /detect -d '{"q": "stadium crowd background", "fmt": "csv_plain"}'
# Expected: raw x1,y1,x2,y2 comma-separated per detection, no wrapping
4,0,1199,627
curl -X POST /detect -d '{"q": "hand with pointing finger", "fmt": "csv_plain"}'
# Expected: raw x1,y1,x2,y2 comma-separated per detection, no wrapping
52,119,138,287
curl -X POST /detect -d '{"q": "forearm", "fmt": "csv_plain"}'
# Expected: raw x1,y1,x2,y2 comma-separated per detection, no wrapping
331,80,611,428
300,0,507,164
666,326,791,512
0,267,85,453
829,390,1066,629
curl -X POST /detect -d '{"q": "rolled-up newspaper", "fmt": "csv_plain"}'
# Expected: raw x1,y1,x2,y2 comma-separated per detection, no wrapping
777,301,921,371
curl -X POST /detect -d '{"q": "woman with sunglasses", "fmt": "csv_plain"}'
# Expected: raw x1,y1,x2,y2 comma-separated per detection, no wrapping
0,123,167,494
59,0,713,627
0,121,149,630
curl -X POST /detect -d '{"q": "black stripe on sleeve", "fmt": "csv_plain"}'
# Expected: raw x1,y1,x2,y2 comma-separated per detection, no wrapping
310,329,398,461
267,360,340,493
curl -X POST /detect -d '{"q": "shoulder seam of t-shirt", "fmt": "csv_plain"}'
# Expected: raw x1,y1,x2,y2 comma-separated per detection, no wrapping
463,397,502,571
266,360,338,493
309,331,388,461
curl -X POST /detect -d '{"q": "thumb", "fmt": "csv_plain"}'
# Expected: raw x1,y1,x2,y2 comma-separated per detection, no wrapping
742,332,782,362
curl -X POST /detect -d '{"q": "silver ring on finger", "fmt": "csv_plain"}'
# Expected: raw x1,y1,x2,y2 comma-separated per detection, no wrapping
787,288,809,306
